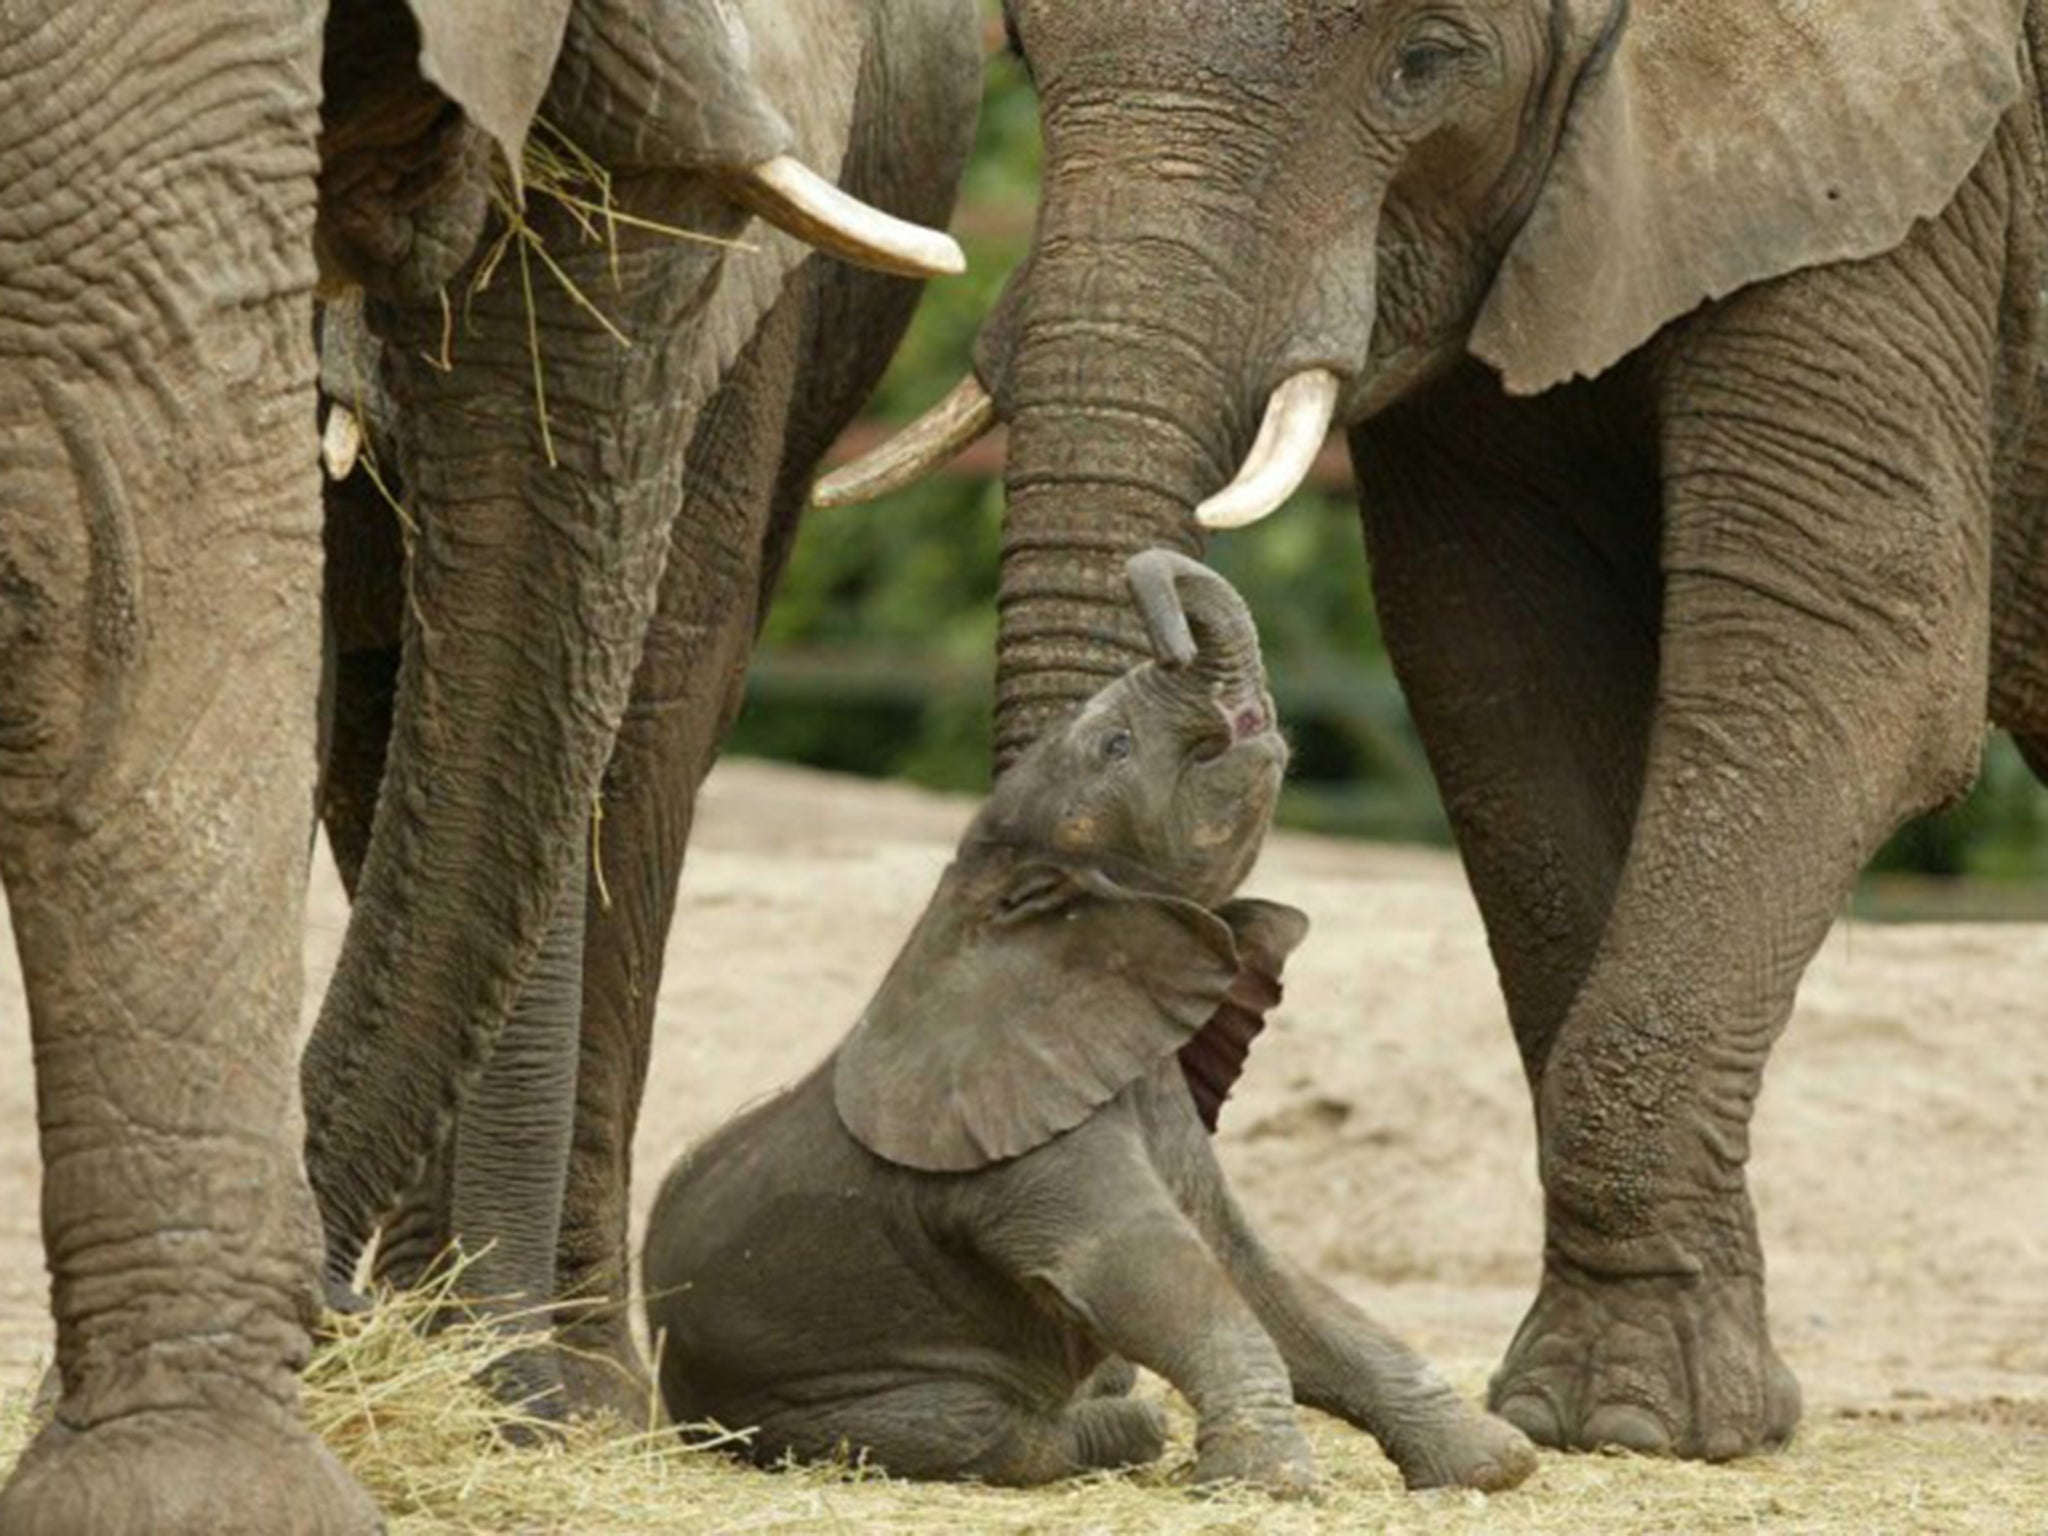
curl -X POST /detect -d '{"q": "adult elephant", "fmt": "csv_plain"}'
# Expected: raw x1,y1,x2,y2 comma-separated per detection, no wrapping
308,0,981,1425
0,0,967,1528
829,0,2048,1463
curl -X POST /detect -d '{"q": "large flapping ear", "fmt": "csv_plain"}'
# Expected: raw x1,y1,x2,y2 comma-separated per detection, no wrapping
405,1,574,183
834,862,1242,1172
1470,0,2028,395
1178,900,1311,1133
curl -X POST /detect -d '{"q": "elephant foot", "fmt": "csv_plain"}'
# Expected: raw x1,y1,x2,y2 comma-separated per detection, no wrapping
321,1271,375,1324
0,1407,382,1536
1066,1397,1169,1471
1080,1354,1139,1399
1488,1261,1801,1461
474,1339,571,1445
555,1313,657,1431
1384,1405,1537,1493
1189,1411,1319,1500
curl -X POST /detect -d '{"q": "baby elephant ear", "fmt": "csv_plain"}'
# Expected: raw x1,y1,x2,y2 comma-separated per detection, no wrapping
1178,900,1311,1133
834,863,1242,1172
1470,1,2027,395
1217,899,1310,981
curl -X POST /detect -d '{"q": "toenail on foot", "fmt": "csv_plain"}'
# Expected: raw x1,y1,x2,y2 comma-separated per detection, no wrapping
1581,1405,1671,1455
1495,1394,1563,1446
1702,1427,1749,1462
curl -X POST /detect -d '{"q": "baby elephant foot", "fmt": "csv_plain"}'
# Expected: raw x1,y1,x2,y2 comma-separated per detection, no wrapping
1384,1404,1537,1493
1191,1410,1318,1500
1489,1263,1801,1461
0,1408,382,1536
1067,1397,1169,1471
1080,1354,1140,1399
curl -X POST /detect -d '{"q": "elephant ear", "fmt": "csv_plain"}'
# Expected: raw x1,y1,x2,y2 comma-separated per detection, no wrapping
1469,0,2028,395
1178,900,1310,1133
834,861,1242,1173
405,0,574,180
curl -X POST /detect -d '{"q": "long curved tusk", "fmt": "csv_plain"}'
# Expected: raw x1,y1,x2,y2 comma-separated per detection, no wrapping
736,156,966,280
813,375,999,506
1195,369,1341,531
322,403,363,481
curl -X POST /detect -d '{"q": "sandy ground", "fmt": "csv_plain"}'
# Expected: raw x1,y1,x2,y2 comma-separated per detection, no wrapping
3,759,2046,1510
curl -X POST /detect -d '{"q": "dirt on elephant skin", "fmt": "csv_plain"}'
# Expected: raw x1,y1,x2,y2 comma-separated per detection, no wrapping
1,759,2045,1530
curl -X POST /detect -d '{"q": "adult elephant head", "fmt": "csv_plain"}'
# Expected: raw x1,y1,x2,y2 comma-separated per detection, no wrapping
303,0,978,1425
833,0,2046,1464
834,0,2027,752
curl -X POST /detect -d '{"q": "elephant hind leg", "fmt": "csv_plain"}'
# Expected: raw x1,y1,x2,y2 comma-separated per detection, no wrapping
747,1381,1165,1486
1354,361,1662,1089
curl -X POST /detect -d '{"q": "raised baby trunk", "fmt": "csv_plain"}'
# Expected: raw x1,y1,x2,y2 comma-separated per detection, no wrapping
1127,547,1272,741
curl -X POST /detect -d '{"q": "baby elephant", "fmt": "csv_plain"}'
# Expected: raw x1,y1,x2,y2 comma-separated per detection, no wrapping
644,551,1535,1498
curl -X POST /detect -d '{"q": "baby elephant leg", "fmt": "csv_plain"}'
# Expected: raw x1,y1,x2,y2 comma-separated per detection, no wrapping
1081,1355,1139,1398
753,1379,1165,1486
980,1201,1317,1495
1061,1397,1170,1472
1268,1256,1533,1491
1210,1200,1533,1490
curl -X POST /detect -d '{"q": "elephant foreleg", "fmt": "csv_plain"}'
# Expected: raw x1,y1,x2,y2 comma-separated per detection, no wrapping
445,831,589,1427
0,3,376,1530
1354,361,1663,1088
555,181,954,1421
550,394,780,1424
1494,236,2006,1460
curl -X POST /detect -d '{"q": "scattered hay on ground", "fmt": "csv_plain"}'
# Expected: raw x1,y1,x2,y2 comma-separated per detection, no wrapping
6,1308,2044,1535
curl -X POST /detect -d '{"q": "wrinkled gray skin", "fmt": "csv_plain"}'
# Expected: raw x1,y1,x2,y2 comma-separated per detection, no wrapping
311,0,980,1427
0,0,970,1525
645,553,1537,1500
0,0,584,1529
958,0,2048,1464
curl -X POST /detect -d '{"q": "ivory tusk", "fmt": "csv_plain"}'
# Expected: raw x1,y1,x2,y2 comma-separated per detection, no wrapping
1195,369,1342,531
322,403,363,481
737,155,966,280
813,375,999,506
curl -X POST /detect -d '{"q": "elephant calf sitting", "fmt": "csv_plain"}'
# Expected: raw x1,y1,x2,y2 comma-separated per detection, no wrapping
644,552,1535,1498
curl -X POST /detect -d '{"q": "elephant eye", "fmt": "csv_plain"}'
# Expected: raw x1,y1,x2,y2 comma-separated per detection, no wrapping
1101,729,1134,763
1390,29,1470,100
1394,41,1454,89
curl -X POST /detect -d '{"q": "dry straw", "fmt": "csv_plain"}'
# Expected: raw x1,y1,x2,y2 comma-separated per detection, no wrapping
472,120,752,468
7,1295,2045,1535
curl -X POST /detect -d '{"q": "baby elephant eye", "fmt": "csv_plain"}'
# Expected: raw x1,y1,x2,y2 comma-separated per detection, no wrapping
1101,729,1134,762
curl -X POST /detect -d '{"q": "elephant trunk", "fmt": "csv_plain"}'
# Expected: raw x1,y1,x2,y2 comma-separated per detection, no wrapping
1127,549,1265,691
994,202,1252,765
299,200,739,1280
993,98,1346,768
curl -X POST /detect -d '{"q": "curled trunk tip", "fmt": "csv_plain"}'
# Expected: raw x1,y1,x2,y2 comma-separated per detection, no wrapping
1125,549,1260,685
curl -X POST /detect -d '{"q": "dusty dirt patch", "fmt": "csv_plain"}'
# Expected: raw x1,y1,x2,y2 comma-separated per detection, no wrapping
3,760,2045,1529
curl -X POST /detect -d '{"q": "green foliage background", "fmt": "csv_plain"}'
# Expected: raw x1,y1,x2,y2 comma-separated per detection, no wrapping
730,31,2048,906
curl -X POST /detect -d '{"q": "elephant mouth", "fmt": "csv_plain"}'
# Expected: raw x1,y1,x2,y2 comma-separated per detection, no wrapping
1223,691,1271,740
1192,684,1278,764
